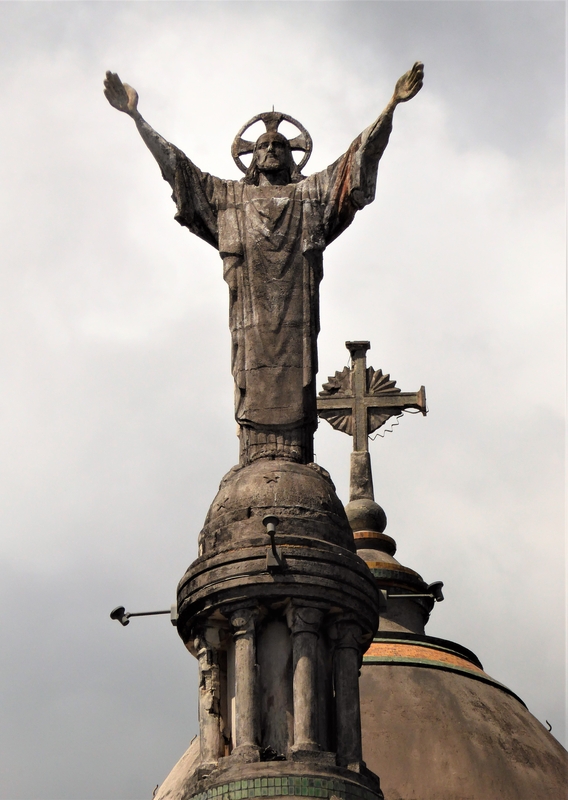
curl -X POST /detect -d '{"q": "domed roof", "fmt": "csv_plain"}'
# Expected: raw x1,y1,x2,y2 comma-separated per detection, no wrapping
359,633,567,799
331,334,568,796
345,490,567,797
198,459,355,556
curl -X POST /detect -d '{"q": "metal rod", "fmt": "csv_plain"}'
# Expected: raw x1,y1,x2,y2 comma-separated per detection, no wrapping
127,610,171,617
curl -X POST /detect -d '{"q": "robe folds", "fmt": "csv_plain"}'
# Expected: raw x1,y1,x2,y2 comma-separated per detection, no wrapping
166,113,393,432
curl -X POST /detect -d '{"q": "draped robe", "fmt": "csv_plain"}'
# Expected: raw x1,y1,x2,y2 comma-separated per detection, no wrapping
162,114,393,434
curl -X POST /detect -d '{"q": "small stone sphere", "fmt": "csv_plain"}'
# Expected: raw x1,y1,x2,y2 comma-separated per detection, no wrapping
345,498,388,534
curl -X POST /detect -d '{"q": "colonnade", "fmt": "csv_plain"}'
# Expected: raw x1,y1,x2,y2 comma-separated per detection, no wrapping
194,603,366,767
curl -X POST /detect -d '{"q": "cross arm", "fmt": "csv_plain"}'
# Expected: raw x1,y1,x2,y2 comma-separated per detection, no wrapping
317,387,426,414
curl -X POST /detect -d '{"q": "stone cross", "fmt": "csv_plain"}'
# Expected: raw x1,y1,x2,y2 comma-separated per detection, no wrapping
317,341,426,500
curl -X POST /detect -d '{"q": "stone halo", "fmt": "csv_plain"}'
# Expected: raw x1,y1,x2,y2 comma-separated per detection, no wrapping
231,111,313,174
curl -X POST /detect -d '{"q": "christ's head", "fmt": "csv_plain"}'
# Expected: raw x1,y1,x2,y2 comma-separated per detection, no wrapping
244,131,302,185
254,132,290,172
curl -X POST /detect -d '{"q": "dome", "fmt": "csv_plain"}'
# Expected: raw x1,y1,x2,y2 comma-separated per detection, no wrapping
344,489,567,797
198,459,355,556
359,633,567,799
177,457,379,648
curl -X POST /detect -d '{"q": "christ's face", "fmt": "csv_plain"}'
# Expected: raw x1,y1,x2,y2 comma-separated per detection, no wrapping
254,132,290,172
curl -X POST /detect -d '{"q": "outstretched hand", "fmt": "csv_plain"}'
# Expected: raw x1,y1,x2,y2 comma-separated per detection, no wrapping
393,62,424,104
104,71,139,116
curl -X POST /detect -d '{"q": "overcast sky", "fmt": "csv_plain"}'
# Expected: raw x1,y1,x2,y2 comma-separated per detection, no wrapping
0,2,564,798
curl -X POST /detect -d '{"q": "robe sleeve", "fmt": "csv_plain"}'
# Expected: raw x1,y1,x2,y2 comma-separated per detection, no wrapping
169,147,224,250
313,107,394,246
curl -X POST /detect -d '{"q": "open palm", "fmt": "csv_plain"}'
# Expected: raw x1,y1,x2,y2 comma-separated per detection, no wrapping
393,62,424,103
104,71,139,116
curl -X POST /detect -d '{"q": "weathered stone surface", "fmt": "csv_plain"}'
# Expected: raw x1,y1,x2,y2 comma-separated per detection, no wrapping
174,453,381,785
348,498,434,634
198,460,355,556
257,619,293,755
103,66,429,800
359,654,568,800
287,606,325,753
229,607,261,756
104,65,424,464
154,736,200,800
155,753,383,800
177,539,380,646
345,498,387,535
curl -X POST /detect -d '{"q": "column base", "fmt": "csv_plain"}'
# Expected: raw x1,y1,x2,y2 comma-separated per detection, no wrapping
289,742,320,754
158,759,384,800
230,745,261,763
288,749,336,766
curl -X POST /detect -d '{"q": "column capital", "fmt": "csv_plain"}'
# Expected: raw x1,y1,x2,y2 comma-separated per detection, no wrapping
228,605,260,639
192,621,225,655
286,604,325,636
328,616,367,651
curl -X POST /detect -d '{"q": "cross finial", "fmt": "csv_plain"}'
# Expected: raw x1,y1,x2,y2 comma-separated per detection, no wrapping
317,341,426,501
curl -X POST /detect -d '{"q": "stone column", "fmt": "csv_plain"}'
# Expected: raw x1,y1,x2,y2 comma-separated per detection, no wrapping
229,607,260,759
287,605,325,753
333,618,364,767
194,628,222,767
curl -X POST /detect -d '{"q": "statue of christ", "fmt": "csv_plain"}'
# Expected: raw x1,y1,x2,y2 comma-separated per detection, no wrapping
104,63,423,464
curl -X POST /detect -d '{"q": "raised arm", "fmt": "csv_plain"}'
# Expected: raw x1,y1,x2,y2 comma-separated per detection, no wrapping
364,62,424,149
103,71,177,183
318,62,424,241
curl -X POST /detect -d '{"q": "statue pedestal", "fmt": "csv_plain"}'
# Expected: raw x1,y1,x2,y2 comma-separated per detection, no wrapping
169,459,383,800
